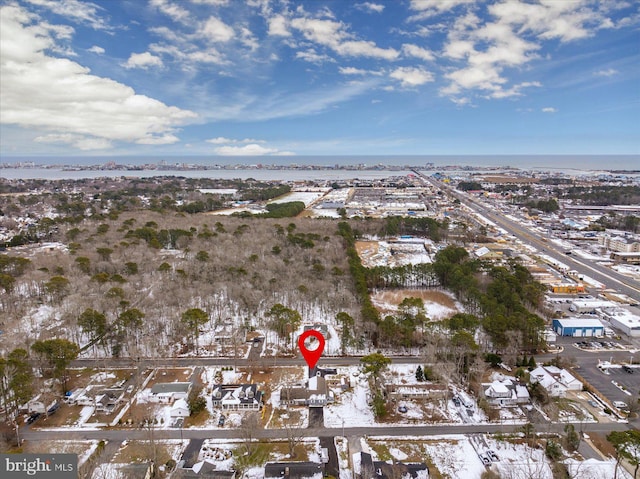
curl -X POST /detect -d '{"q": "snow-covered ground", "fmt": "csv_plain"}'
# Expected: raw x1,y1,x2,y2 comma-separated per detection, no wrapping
269,191,327,207
371,289,462,320
325,369,375,428
364,434,557,479
357,239,433,267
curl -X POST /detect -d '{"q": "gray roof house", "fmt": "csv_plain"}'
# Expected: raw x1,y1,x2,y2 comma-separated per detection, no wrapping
211,384,263,410
280,375,334,408
264,462,323,479
150,382,192,403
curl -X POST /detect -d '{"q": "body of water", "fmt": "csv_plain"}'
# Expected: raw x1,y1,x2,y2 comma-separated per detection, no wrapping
0,168,417,181
1,155,638,180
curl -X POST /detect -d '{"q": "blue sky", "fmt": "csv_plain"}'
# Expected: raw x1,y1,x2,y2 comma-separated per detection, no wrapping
0,0,638,157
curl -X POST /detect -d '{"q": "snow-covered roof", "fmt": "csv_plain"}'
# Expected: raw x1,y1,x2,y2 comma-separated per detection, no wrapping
172,398,189,411
530,366,581,390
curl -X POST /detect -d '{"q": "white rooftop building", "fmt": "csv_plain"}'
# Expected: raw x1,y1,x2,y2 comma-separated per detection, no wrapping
601,307,640,337
530,366,582,398
483,375,530,407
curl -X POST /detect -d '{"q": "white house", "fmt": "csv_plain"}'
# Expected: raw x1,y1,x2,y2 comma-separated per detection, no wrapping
530,366,582,398
150,383,192,404
483,376,530,407
170,398,190,418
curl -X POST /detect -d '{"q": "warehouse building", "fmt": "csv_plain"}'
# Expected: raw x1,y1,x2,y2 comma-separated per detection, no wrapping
600,308,640,337
569,299,616,313
552,318,604,337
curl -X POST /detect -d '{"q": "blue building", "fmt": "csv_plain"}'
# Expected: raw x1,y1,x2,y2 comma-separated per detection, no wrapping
553,318,604,337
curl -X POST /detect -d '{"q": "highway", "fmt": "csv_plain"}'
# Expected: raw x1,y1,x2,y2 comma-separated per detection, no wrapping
422,174,640,302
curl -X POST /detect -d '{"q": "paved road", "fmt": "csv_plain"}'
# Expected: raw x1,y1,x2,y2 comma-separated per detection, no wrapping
21,421,632,443
421,174,640,302
70,355,427,369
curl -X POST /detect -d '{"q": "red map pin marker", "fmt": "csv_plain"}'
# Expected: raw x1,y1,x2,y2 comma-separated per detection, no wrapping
298,329,325,370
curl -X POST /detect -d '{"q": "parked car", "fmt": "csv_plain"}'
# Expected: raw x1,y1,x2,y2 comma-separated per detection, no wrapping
623,365,634,374
398,406,408,413
218,415,226,427
47,402,60,415
26,413,40,425
452,396,461,407
478,454,491,466
487,450,499,461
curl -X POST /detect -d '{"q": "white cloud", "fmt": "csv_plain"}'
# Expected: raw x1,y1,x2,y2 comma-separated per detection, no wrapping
87,45,104,54
240,26,259,51
206,137,265,144
122,52,163,69
290,16,398,60
593,68,618,77
190,0,229,4
214,144,294,156
409,0,476,20
339,67,369,75
390,67,434,87
295,49,334,65
402,43,435,61
150,0,190,24
435,0,625,105
337,40,399,60
34,133,112,150
0,4,196,150
542,107,557,113
356,3,385,13
489,81,541,99
488,0,603,43
201,16,235,42
24,0,109,30
267,14,291,36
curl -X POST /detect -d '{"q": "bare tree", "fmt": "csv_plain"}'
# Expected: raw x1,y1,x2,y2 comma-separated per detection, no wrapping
240,412,261,455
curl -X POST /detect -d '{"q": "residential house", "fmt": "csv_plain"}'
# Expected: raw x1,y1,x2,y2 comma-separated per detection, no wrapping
170,398,191,418
150,382,192,404
357,453,429,479
280,375,334,408
211,384,263,410
264,462,323,479
384,383,447,402
172,460,236,479
530,366,582,398
482,376,530,407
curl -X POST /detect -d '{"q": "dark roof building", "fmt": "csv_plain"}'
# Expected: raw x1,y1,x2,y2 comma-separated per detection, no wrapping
264,462,323,479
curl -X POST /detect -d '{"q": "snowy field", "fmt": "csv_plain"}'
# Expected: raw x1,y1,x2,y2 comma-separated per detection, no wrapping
357,239,433,267
371,289,462,320
269,191,327,206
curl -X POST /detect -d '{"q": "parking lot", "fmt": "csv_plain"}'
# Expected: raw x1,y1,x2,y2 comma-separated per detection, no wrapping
576,362,638,407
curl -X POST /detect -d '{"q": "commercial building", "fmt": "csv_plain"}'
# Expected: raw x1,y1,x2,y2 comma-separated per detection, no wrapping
552,318,604,337
600,308,640,337
569,300,616,313
599,235,640,253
